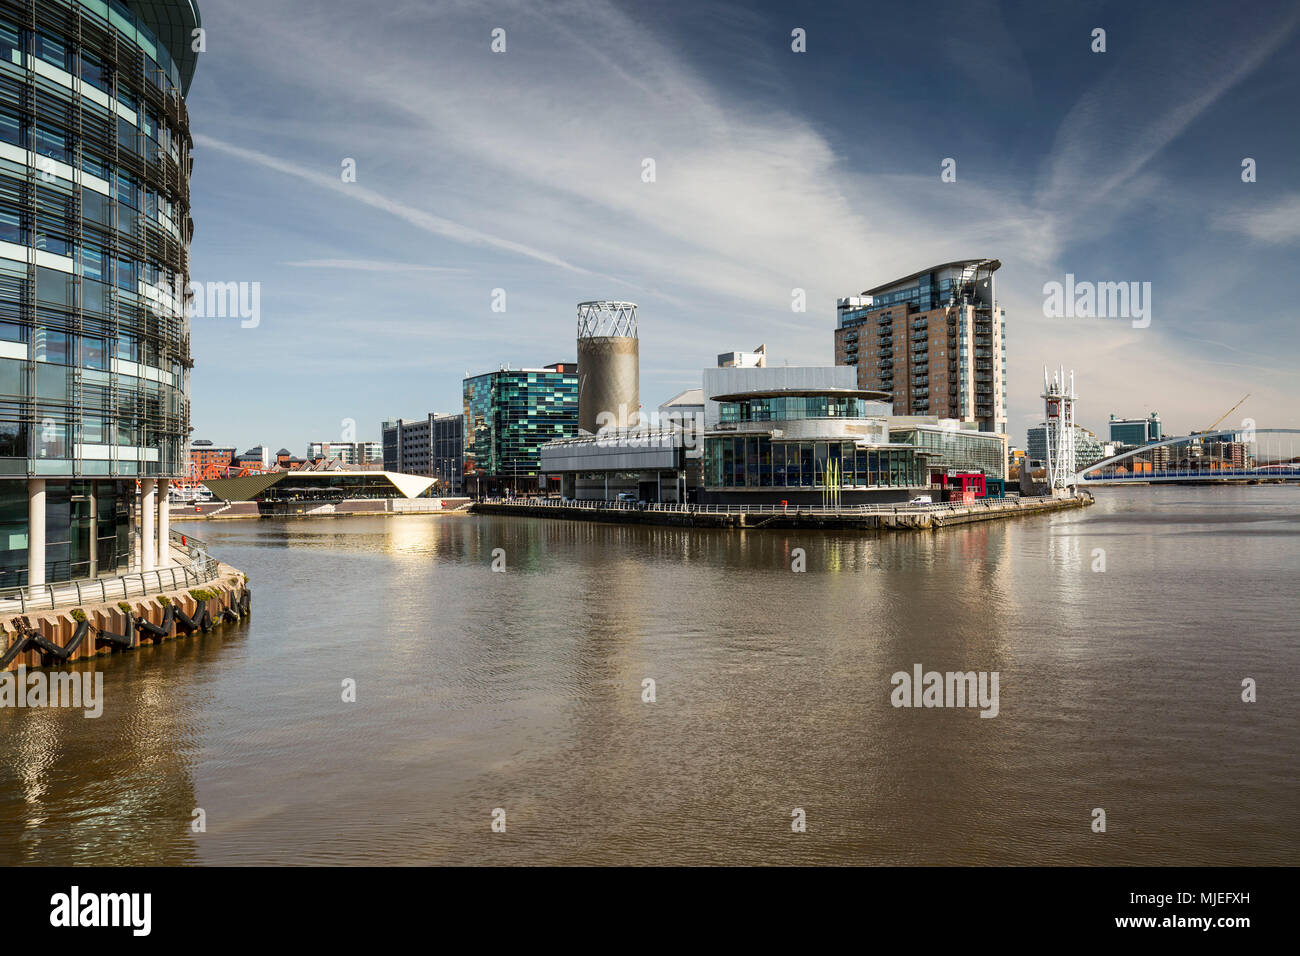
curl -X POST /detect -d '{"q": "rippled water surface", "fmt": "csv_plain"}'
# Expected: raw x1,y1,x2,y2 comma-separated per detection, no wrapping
2,485,1297,865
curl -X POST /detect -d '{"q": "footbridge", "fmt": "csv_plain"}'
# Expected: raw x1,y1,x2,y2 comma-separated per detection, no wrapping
1075,429,1300,485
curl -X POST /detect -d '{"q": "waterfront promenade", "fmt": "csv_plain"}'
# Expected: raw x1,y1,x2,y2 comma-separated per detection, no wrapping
0,529,252,672
471,493,1090,530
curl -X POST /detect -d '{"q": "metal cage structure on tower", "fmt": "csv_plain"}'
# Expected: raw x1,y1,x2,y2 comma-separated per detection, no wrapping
577,300,637,339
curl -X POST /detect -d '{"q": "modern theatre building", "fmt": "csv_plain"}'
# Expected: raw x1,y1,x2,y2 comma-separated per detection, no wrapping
0,0,199,587
701,366,926,505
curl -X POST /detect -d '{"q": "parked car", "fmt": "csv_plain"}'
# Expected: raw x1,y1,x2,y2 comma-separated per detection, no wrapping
616,492,638,503
908,495,933,505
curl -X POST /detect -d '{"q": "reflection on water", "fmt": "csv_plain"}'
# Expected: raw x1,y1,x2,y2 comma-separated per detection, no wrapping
1,485,1297,865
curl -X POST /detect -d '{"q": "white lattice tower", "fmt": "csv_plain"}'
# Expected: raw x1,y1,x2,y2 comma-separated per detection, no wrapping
1042,365,1077,491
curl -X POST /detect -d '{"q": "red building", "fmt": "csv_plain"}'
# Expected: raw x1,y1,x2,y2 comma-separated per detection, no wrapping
932,471,986,503
186,440,238,488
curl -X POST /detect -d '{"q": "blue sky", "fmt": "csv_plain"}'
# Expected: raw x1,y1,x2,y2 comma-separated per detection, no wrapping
184,0,1300,452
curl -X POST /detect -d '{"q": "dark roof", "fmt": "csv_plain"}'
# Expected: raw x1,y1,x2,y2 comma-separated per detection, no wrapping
127,1,204,96
861,259,1001,296
709,387,892,403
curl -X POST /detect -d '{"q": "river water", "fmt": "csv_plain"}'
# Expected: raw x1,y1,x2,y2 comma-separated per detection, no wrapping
1,485,1296,865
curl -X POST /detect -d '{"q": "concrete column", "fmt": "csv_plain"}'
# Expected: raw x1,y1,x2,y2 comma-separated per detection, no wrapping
87,485,98,578
141,478,156,572
157,478,171,568
27,479,46,587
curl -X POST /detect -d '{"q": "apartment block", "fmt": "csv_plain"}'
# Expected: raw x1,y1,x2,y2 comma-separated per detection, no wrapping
835,260,1006,434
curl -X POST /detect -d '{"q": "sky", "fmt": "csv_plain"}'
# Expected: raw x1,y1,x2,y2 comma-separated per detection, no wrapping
182,0,1300,453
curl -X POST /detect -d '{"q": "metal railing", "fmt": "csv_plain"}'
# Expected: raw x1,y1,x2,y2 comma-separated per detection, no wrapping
0,529,222,614
476,494,1060,517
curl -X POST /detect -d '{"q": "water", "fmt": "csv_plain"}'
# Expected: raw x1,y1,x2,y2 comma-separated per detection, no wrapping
2,485,1297,865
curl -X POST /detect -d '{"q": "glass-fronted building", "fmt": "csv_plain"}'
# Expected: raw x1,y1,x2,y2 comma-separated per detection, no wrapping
1027,422,1107,471
0,0,199,587
463,363,578,494
1108,412,1162,447
702,383,928,505
891,424,1008,481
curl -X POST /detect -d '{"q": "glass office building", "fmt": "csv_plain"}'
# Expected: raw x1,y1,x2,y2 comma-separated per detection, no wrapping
1108,412,1162,447
463,364,578,494
0,0,200,587
891,425,1008,481
1027,423,1107,471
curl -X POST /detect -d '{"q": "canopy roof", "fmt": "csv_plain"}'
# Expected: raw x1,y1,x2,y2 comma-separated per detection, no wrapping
204,470,435,501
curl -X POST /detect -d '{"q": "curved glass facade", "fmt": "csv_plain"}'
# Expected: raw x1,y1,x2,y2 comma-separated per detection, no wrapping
0,0,196,587
718,394,891,423
705,435,921,490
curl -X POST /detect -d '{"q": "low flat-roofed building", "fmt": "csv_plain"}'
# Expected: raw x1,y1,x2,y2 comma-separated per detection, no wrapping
204,470,435,503
540,427,698,502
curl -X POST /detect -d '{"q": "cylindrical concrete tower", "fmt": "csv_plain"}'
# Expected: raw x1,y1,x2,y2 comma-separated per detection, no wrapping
576,301,640,434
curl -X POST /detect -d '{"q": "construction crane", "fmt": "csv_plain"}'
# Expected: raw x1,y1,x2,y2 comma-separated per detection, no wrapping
1203,394,1250,434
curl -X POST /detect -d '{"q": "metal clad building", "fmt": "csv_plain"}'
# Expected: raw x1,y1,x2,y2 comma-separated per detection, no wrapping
576,300,638,434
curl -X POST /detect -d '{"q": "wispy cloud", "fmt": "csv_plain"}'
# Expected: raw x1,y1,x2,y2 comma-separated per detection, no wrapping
1212,193,1300,243
282,259,469,273
192,133,597,275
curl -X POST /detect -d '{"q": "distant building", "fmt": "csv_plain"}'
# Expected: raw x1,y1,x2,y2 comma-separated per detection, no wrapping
306,441,383,466
464,363,579,494
1109,412,1162,446
381,414,465,494
717,345,767,368
1027,423,1109,471
835,259,1006,434
659,388,704,421
189,440,238,479
275,448,307,469
235,445,273,469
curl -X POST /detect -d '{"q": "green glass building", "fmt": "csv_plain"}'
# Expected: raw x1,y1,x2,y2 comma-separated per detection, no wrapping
463,363,578,494
0,0,199,588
